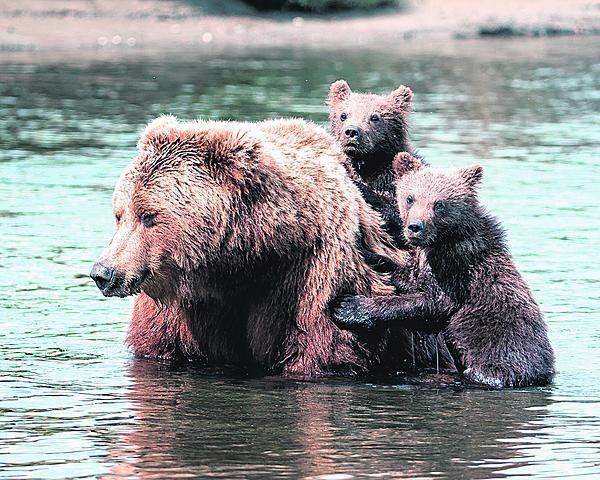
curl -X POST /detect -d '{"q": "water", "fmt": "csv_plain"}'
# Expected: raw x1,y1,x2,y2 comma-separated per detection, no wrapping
1,37,599,478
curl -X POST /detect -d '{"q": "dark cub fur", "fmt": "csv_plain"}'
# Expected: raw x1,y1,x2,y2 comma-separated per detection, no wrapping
334,153,555,387
328,80,455,373
328,80,414,242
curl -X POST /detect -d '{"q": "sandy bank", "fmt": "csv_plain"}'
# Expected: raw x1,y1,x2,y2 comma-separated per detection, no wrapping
1,0,599,55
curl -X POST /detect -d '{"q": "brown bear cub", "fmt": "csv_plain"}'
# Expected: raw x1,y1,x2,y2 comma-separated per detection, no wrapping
329,80,455,373
328,79,414,242
334,153,555,388
90,115,406,377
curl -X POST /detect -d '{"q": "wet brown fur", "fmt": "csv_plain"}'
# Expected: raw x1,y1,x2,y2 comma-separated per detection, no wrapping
328,80,455,373
95,116,407,377
334,153,555,387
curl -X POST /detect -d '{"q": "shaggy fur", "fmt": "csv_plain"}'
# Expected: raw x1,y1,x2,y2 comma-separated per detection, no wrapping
91,116,408,377
328,79,414,241
328,80,455,372
334,153,555,387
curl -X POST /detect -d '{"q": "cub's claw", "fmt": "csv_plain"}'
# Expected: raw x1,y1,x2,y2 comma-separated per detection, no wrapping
463,367,504,389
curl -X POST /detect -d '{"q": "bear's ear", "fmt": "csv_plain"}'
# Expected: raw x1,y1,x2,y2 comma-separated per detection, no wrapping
459,164,484,191
393,152,423,177
138,115,179,151
203,129,263,185
387,85,413,113
328,79,352,105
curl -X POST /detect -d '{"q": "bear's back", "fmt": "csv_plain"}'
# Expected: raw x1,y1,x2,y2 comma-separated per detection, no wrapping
256,118,352,194
258,118,336,157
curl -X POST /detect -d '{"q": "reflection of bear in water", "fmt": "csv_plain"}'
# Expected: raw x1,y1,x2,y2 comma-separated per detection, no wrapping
107,361,554,478
335,153,555,388
91,116,408,376
328,80,455,373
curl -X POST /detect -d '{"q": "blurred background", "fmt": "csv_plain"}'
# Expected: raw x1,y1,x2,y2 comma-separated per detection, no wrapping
1,1,599,479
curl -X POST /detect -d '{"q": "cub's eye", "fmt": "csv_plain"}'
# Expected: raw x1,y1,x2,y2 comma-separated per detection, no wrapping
434,201,446,214
340,113,348,121
406,195,415,206
370,113,380,122
140,212,156,228
115,213,122,223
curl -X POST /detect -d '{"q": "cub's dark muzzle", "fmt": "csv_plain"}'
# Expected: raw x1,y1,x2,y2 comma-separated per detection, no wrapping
405,220,427,244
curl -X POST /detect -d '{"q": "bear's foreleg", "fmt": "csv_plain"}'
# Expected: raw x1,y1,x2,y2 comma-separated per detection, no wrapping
332,293,447,334
127,293,205,363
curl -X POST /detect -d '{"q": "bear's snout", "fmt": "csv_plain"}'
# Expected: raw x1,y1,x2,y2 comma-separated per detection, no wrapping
90,263,116,294
344,126,360,139
405,220,428,244
407,220,424,234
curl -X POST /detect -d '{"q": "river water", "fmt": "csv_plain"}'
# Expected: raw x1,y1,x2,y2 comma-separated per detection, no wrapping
1,37,599,479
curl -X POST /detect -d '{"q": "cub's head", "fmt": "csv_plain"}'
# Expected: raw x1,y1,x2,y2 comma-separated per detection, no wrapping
328,79,413,176
90,115,263,299
393,152,484,247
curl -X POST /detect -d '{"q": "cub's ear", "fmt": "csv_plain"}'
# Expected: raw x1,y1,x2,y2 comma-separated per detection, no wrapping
459,164,484,190
328,79,352,104
388,85,413,112
393,152,423,177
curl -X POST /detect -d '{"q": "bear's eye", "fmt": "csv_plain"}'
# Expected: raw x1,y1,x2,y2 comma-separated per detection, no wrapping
340,113,348,121
370,113,380,122
115,213,122,223
140,212,156,228
434,201,446,215
406,195,415,206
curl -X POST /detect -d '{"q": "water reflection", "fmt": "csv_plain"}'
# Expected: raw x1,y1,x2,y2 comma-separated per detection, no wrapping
97,360,571,479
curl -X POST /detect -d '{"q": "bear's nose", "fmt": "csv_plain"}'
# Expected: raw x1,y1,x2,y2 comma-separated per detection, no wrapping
407,221,424,234
344,126,359,139
90,263,115,291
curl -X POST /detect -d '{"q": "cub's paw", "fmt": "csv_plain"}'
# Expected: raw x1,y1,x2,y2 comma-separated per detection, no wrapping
331,295,374,331
463,368,505,389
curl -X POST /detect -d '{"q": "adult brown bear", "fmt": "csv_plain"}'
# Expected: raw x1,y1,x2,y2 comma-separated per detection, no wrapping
90,115,405,376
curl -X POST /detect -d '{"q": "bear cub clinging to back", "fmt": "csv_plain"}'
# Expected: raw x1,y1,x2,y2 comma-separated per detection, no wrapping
328,79,414,242
334,153,555,388
328,80,456,373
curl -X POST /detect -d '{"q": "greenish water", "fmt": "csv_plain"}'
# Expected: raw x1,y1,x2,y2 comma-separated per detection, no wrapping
1,38,599,479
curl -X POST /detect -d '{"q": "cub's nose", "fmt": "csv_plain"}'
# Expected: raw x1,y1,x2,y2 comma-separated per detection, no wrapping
344,126,359,139
407,221,424,234
90,263,115,291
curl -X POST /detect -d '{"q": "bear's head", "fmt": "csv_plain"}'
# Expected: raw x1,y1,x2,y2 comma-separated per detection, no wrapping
328,79,413,177
393,152,484,248
90,115,263,299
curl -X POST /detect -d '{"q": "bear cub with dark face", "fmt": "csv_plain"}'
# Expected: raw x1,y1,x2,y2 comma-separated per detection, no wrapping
334,152,555,388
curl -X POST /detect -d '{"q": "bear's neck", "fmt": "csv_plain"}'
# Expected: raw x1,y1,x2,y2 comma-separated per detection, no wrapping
361,148,411,193
424,212,507,302
362,162,397,195
359,133,415,194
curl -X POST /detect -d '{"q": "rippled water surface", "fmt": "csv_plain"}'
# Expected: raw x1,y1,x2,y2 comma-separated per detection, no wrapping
1,37,599,479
